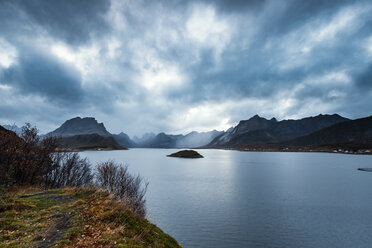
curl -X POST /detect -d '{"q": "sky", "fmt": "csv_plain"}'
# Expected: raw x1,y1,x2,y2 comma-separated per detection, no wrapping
0,0,371,136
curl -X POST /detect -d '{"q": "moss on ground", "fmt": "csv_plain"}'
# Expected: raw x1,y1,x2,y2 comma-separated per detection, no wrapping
0,187,182,248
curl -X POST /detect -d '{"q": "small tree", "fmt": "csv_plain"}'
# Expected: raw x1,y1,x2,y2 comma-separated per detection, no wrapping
0,123,53,186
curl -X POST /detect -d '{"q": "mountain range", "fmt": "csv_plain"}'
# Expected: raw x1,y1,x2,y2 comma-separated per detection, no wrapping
3,114,372,152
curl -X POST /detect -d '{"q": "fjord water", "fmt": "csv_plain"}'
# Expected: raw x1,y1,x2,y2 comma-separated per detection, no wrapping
82,149,372,248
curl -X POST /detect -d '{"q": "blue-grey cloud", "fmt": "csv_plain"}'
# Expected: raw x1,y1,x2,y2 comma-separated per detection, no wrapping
0,0,371,135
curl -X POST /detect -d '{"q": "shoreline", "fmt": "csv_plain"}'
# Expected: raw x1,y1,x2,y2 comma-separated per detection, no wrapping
198,146,372,155
234,148,372,155
55,147,127,152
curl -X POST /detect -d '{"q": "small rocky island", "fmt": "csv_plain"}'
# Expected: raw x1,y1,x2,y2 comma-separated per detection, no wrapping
167,150,204,158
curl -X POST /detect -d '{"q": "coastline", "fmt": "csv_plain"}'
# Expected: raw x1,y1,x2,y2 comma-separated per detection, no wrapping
199,146,372,155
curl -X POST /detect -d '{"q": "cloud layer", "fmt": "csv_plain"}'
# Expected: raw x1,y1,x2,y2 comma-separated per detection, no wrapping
0,0,371,136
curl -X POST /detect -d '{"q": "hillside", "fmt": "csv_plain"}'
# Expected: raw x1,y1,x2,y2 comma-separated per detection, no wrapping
207,114,349,147
0,187,182,247
286,116,372,147
2,124,23,136
57,134,125,151
0,125,18,137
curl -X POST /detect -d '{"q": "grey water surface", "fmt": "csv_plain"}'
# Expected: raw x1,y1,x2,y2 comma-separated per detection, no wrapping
81,149,372,248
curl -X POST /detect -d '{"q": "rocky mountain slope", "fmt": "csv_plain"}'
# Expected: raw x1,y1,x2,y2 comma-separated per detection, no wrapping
286,116,372,146
48,117,124,150
48,117,111,137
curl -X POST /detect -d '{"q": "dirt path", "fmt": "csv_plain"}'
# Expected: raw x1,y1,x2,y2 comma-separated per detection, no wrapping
35,212,73,248
21,191,75,248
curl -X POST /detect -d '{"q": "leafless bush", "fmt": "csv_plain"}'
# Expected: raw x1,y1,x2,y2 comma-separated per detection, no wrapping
95,161,148,217
0,123,93,188
44,152,93,188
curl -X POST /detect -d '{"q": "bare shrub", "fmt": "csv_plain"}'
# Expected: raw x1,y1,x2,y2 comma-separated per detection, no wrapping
45,152,93,188
1,123,147,217
0,123,93,188
95,161,148,217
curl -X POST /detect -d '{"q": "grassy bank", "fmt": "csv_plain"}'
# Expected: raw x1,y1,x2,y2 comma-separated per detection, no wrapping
0,187,182,248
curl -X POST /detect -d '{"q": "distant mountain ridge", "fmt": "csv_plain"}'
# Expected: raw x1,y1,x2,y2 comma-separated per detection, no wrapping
112,132,136,148
135,132,183,148
133,133,156,144
208,114,349,147
176,130,223,148
134,130,223,148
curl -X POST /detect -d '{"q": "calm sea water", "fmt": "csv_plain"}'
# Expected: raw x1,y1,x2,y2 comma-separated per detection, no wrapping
81,149,372,248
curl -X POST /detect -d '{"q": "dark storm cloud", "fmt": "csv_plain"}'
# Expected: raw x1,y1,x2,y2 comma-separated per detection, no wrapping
260,0,350,33
0,0,110,45
154,0,266,11
355,63,372,90
195,0,266,13
1,48,84,105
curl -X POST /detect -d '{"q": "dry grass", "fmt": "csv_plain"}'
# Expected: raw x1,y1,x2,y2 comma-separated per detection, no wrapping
0,187,182,248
